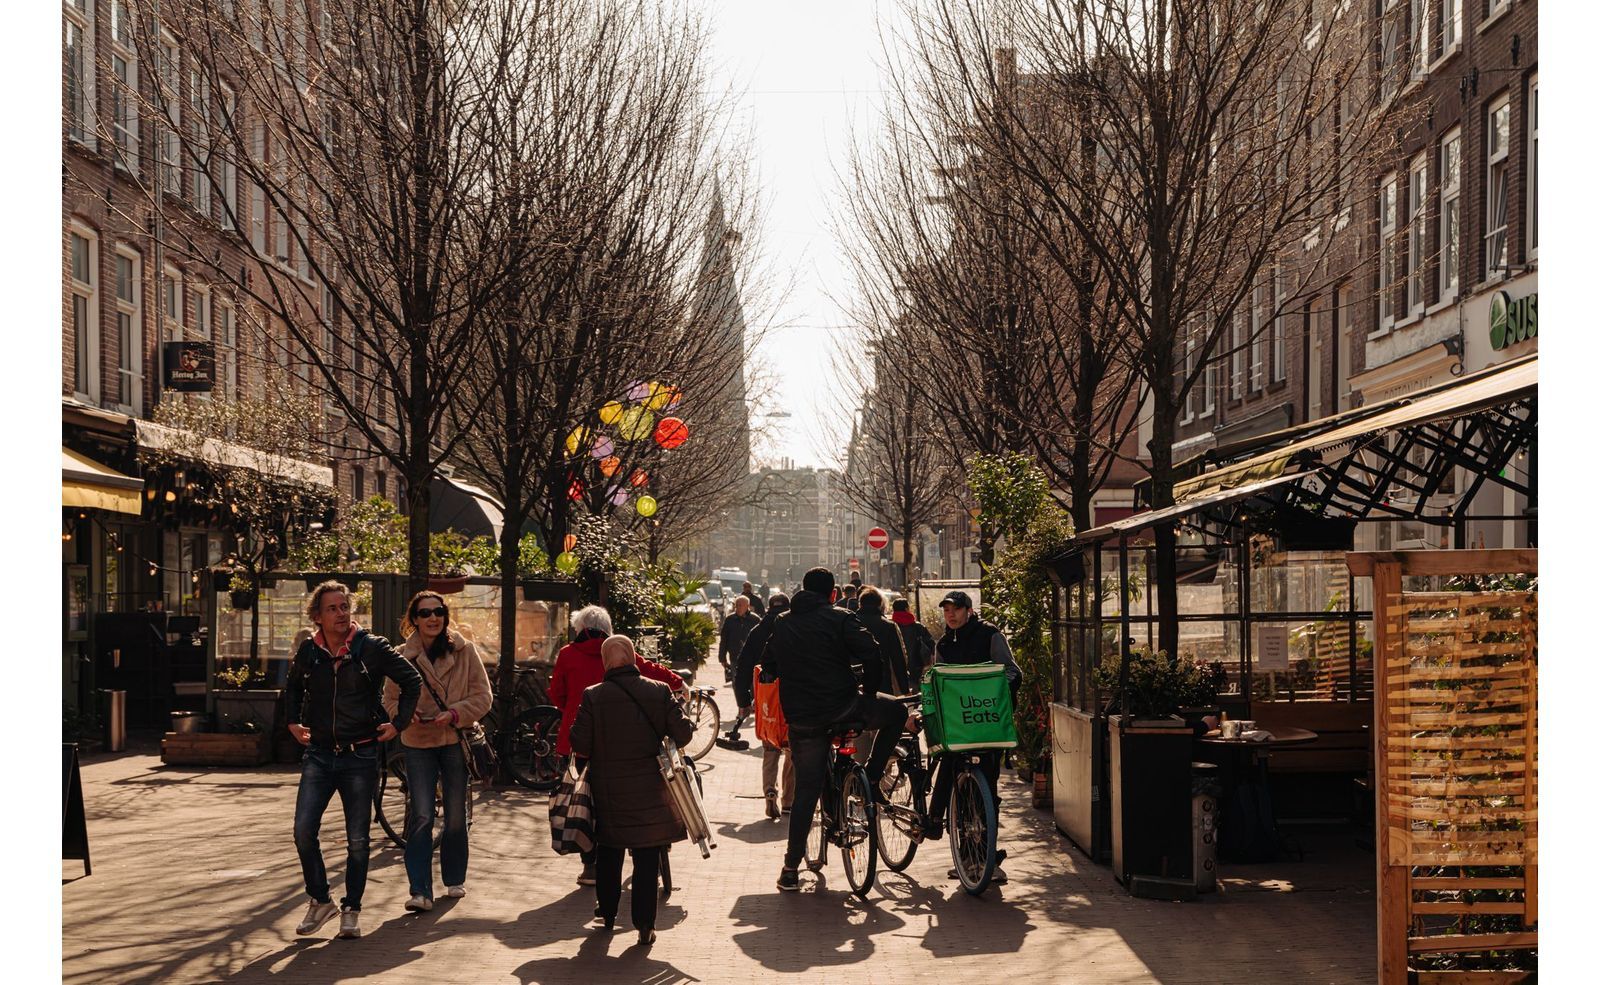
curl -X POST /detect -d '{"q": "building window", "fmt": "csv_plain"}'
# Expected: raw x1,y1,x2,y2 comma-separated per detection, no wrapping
70,229,100,402
1202,328,1216,418
1486,0,1508,19
1230,311,1246,400
159,37,182,196
1438,130,1461,300
1271,268,1287,383
191,71,212,217
220,86,238,231
1527,76,1538,260
1379,174,1398,330
1409,0,1430,80
110,2,139,173
1407,155,1427,315
1180,328,1197,425
1436,0,1461,60
1484,94,1511,280
354,465,365,500
251,125,269,253
1249,277,1266,391
218,301,237,401
64,2,95,147
114,249,144,415
163,268,185,342
1380,0,1402,102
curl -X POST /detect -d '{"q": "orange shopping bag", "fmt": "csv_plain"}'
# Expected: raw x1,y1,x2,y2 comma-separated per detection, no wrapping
752,665,788,748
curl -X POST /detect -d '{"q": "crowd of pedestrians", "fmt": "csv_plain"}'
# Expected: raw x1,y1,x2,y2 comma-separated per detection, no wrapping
281,566,1018,943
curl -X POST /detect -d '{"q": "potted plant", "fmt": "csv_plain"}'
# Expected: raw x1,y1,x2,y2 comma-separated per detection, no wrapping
227,572,257,611
1177,660,1227,736
1094,648,1204,893
213,663,284,742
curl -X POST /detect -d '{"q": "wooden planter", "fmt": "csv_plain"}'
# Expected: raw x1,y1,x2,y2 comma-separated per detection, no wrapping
161,730,271,766
215,689,283,735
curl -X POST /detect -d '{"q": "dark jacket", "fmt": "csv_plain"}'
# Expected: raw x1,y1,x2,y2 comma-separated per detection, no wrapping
717,610,761,666
858,605,916,696
894,615,935,686
767,590,882,726
287,630,421,748
734,598,790,708
937,615,1022,696
569,665,695,849
742,590,765,617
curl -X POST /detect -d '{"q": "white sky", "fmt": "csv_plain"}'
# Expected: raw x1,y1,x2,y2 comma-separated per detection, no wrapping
705,1,905,469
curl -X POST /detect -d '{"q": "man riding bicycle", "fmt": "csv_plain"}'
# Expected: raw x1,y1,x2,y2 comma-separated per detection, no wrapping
924,590,1020,884
766,567,907,892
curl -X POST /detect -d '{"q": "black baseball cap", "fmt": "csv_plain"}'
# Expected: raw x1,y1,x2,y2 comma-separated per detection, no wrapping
938,590,973,609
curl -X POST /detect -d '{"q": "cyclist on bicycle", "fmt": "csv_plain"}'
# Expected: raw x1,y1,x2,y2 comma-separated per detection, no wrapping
924,590,1020,884
767,567,906,892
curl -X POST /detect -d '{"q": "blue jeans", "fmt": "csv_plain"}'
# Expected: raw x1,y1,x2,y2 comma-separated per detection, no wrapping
403,742,470,899
293,744,379,911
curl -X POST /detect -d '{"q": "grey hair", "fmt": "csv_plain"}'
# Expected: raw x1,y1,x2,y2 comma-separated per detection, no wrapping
570,604,614,637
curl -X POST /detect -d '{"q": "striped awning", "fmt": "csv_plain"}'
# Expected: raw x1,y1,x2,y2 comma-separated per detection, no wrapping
63,447,143,515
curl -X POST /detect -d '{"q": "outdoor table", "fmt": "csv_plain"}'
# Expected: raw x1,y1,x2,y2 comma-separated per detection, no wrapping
1196,727,1319,863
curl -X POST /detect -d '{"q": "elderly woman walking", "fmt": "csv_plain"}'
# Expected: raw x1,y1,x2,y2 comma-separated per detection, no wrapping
550,605,684,885
381,591,492,912
569,635,695,947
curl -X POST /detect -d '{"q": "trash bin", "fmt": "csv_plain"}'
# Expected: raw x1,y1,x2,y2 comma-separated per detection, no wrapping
1192,762,1221,894
170,710,206,734
100,689,127,753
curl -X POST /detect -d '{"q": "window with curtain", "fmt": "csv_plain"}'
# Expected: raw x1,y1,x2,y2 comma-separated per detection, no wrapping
1379,175,1398,329
64,2,94,146
70,230,99,401
1438,130,1461,300
1484,95,1511,280
1407,155,1427,315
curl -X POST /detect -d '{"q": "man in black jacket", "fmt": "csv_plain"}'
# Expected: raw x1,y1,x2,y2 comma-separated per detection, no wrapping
717,595,760,683
285,580,422,939
766,567,907,891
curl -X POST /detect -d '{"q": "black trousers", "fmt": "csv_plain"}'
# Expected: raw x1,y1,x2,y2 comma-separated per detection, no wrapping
594,844,662,930
926,749,1002,836
783,694,908,867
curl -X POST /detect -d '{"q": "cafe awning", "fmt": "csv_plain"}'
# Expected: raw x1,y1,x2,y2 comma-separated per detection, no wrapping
430,474,504,541
133,420,334,491
63,447,143,515
1071,471,1309,545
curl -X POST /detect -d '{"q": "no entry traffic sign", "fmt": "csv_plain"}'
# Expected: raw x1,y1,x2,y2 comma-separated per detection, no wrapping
866,527,889,551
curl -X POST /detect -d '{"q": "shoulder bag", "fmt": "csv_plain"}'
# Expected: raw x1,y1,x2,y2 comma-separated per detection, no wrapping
417,655,498,783
549,757,596,855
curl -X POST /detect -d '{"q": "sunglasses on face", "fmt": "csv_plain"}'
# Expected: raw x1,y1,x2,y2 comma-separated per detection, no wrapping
415,607,448,619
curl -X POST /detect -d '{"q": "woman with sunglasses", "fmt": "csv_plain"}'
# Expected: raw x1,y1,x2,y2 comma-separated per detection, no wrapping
382,591,492,912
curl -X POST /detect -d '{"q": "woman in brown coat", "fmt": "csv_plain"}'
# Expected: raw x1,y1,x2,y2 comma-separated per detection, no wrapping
569,635,694,946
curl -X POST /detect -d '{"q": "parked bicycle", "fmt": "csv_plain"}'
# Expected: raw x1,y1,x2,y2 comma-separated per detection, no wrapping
801,723,878,898
480,664,563,791
875,694,1001,895
677,684,721,761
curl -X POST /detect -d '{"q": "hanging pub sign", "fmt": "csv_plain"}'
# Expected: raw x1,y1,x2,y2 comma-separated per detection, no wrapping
162,341,215,392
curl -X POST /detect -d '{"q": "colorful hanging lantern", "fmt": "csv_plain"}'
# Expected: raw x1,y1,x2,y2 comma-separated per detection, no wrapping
562,534,578,553
635,495,658,518
645,382,680,411
627,380,653,402
618,406,655,442
598,455,621,477
598,400,625,425
629,469,649,488
653,417,689,449
567,479,585,501
564,426,590,457
555,551,579,574
590,436,615,459
608,485,631,506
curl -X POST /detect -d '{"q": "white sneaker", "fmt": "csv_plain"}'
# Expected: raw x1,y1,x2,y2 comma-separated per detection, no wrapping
296,901,338,935
405,894,433,912
336,908,361,939
444,885,467,898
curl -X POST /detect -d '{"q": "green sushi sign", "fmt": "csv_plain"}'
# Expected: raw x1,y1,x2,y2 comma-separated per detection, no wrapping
1489,290,1537,350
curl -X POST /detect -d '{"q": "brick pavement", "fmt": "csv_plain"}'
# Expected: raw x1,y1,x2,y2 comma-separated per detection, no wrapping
64,691,1376,984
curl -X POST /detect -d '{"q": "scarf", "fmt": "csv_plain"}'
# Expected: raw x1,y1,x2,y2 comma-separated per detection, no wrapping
891,611,917,626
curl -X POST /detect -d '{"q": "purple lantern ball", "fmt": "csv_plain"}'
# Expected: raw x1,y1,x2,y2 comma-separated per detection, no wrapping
609,486,631,506
627,380,652,402
590,436,615,459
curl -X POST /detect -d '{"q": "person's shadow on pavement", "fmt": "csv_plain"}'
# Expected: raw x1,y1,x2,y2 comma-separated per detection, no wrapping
725,881,907,973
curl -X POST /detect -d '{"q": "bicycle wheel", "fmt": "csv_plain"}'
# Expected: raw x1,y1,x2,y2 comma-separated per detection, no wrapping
875,746,920,872
375,748,413,850
802,796,828,872
502,705,563,791
949,766,998,896
680,692,721,761
839,769,879,898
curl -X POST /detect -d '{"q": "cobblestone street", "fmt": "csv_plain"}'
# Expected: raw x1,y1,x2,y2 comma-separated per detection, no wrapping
64,691,1376,984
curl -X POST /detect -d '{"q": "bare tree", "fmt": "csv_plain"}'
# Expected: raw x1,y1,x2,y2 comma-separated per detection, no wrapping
886,0,1412,655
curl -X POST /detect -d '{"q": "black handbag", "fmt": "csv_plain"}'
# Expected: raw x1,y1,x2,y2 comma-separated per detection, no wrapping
418,656,498,783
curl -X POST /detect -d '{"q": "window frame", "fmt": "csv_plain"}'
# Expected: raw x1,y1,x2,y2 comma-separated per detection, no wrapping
1406,154,1428,316
1230,310,1247,400
1410,0,1431,81
1438,129,1462,302
219,86,238,231
1378,174,1399,333
1271,267,1288,383
64,1,96,148
159,33,183,197
1527,75,1538,261
1249,277,1267,392
109,2,139,175
217,299,238,402
113,246,144,416
1484,93,1512,282
190,69,212,217
69,226,101,403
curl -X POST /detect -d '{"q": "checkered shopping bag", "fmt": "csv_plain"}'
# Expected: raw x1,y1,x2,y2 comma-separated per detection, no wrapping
548,761,595,855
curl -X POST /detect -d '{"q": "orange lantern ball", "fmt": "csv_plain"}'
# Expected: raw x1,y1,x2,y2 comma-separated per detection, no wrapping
563,534,578,553
629,469,649,488
598,455,621,477
653,417,688,450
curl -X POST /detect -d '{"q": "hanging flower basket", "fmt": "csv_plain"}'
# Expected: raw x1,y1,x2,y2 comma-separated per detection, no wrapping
428,574,470,595
228,588,258,611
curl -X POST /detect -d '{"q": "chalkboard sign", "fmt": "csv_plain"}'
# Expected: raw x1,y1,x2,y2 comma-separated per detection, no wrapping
63,743,90,877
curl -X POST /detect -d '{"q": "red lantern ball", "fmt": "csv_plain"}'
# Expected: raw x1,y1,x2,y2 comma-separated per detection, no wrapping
567,479,585,501
629,470,649,488
653,417,689,450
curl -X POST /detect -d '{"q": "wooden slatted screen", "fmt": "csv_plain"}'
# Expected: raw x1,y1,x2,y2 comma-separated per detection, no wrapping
1347,550,1537,985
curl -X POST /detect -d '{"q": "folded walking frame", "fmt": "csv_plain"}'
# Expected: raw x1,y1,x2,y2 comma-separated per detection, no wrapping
659,739,717,859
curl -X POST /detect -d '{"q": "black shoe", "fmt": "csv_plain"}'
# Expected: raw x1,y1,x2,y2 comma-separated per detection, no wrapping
638,928,657,946
776,867,800,892
593,906,615,931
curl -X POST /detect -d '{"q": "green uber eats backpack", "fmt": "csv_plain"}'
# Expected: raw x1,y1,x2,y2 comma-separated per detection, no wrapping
919,663,1018,756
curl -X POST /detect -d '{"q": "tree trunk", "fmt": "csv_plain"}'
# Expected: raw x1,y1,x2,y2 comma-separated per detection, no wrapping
406,469,432,600
1147,389,1180,661
495,504,522,786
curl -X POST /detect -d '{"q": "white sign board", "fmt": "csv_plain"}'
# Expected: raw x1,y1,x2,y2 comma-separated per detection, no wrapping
1254,625,1290,672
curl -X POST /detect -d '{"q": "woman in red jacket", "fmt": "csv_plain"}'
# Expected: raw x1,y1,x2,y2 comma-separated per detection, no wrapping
549,604,684,885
